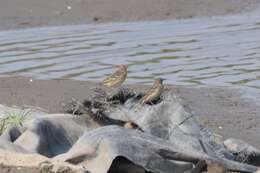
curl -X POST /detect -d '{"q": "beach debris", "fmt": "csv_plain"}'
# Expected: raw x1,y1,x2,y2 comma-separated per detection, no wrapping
0,89,259,173
40,161,85,173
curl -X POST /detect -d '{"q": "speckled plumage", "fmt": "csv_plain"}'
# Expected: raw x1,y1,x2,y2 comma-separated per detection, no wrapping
140,78,164,104
102,64,128,87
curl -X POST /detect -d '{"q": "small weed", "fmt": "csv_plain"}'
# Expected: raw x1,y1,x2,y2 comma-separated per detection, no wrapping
0,108,31,134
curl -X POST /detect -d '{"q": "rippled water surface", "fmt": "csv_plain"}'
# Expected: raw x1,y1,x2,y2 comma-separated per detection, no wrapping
0,13,260,100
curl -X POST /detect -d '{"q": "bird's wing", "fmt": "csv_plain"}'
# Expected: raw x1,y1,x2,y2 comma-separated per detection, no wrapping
140,84,158,102
102,69,124,84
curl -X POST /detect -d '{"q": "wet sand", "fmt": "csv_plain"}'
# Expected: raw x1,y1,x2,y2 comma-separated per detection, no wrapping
0,77,259,146
0,0,259,30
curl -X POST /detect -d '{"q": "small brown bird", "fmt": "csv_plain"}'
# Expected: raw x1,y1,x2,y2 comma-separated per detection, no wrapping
102,64,128,87
140,78,164,104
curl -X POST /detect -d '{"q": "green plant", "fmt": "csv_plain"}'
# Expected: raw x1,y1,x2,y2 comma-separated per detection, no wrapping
5,108,31,126
0,118,7,135
0,108,31,134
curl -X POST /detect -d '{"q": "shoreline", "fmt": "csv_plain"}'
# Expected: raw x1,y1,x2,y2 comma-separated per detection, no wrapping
0,77,259,146
0,0,259,31
1,1,260,172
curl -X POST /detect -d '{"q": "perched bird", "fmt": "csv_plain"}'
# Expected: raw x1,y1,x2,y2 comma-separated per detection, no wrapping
140,78,164,104
101,64,128,87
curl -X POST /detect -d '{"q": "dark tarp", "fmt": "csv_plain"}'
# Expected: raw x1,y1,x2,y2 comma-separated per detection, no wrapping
0,89,259,173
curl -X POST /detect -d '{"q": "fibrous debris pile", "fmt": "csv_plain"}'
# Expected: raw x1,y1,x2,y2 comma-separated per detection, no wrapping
0,88,259,173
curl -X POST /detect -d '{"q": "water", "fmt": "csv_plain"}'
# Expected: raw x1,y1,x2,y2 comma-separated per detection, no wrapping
0,13,259,101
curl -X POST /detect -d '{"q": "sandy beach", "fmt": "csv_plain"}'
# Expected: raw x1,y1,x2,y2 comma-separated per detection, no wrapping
0,0,259,30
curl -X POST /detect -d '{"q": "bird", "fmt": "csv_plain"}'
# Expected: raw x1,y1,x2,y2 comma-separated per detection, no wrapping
101,64,128,87
140,78,164,104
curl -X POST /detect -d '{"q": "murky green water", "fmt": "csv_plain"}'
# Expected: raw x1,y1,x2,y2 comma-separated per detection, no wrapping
0,13,259,100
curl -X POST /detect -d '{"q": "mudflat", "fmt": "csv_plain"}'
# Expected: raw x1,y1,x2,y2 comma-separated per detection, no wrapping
0,0,259,30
